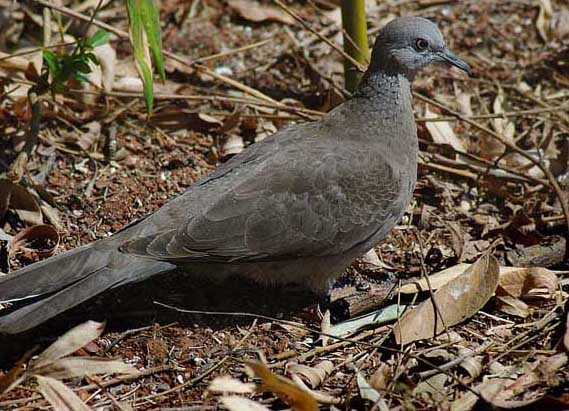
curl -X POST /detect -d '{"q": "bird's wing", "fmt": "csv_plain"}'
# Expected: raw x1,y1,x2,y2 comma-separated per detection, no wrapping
123,121,406,263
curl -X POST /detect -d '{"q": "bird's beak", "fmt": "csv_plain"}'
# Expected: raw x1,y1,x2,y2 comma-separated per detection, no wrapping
438,50,471,75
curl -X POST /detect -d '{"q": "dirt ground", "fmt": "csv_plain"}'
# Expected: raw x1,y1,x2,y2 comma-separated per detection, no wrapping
0,0,569,410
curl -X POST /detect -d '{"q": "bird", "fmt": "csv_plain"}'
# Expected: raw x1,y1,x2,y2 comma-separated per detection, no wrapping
0,17,470,334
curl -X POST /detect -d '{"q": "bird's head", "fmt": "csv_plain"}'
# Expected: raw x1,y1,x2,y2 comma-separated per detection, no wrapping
368,16,470,80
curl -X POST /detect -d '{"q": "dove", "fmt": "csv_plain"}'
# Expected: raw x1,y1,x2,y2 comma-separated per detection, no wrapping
0,17,469,334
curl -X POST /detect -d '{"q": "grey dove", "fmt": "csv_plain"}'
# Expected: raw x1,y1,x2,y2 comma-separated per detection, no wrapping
0,17,469,334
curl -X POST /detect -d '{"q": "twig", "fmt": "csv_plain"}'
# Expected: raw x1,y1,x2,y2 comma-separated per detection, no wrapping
414,91,569,257
192,38,273,64
132,319,258,405
32,0,284,107
0,364,183,408
415,103,569,123
272,0,366,72
417,341,494,379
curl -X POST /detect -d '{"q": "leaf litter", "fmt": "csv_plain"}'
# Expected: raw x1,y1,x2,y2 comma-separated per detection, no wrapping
1,0,569,410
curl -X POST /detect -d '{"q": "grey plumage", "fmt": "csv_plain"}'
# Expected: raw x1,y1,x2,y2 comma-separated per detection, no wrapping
0,17,469,334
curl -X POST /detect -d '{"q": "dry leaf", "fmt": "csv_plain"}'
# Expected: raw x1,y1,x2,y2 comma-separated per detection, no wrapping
457,348,483,379
75,121,102,151
455,90,473,116
400,265,560,295
288,373,339,405
33,321,105,369
0,349,35,395
246,360,318,411
219,109,242,134
479,353,567,409
399,263,471,294
536,0,553,41
394,254,500,345
479,354,567,408
227,0,295,25
319,309,331,347
496,267,558,317
221,396,271,411
35,357,138,380
9,224,59,259
36,375,91,411
208,376,255,393
0,180,43,226
414,373,448,395
450,390,479,411
286,360,333,388
3,321,138,401
425,105,466,152
495,294,529,318
222,135,245,156
94,42,117,93
498,267,558,298
492,89,515,144
369,363,391,391
357,372,388,411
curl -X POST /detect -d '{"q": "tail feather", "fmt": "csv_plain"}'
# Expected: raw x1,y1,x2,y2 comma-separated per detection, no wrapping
0,244,106,302
0,244,174,334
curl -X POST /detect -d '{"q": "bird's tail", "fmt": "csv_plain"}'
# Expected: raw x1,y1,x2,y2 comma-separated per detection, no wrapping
0,238,174,334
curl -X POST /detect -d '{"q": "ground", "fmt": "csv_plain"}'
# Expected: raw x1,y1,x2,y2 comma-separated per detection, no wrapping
0,0,568,410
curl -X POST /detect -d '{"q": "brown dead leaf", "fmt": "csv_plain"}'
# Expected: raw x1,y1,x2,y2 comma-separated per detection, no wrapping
2,321,138,400
479,354,567,408
0,180,43,226
76,121,101,151
36,375,91,411
246,360,318,411
222,135,245,156
32,321,106,369
0,348,35,395
219,109,242,134
496,267,558,317
400,265,560,295
221,396,271,411
495,294,530,318
319,309,331,347
425,105,466,152
9,224,59,259
35,357,138,380
536,0,553,41
399,263,471,294
394,254,500,345
227,0,296,25
498,267,558,298
457,348,483,379
208,376,255,393
287,360,333,389
369,363,391,391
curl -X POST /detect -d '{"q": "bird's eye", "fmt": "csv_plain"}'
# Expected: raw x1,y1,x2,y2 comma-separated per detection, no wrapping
415,38,429,51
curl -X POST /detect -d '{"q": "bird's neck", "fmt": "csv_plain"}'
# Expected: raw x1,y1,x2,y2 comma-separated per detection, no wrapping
353,70,413,120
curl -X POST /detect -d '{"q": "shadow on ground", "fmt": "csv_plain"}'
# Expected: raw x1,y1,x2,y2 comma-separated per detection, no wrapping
0,269,319,366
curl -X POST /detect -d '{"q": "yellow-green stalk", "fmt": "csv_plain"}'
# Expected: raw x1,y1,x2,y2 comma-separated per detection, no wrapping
341,0,370,92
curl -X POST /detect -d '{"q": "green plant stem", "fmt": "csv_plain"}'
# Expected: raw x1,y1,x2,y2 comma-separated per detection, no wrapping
341,0,369,92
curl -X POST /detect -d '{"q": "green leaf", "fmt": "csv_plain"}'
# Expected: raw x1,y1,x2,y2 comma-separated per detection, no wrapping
86,29,111,48
126,0,156,113
42,50,60,77
73,60,92,74
139,0,165,80
139,60,154,113
125,0,165,113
